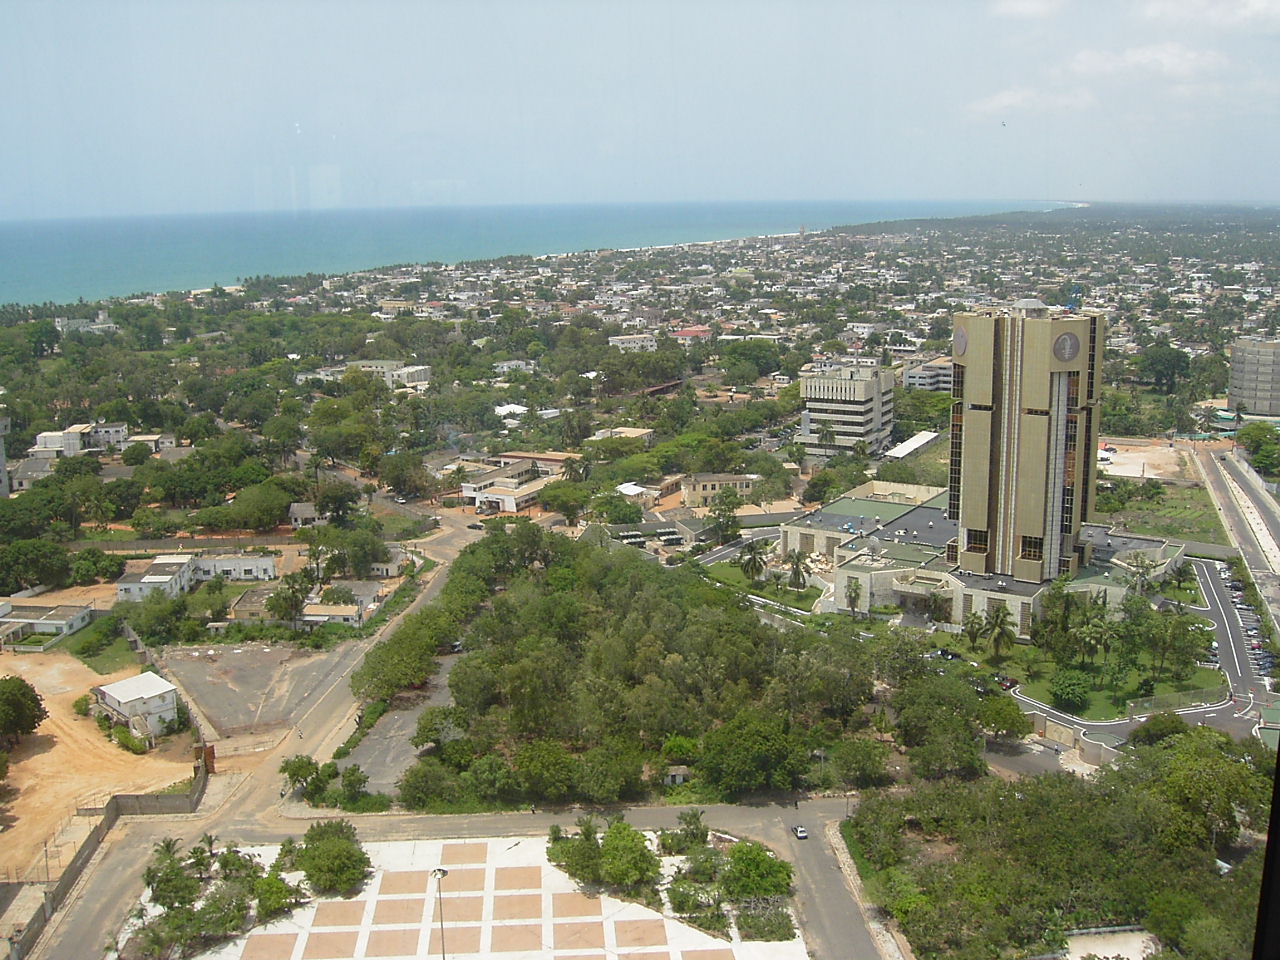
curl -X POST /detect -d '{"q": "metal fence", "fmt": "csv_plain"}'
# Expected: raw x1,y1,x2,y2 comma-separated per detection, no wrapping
1126,684,1229,717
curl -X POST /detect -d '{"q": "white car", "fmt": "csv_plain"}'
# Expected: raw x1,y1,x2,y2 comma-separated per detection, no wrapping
792,825,808,839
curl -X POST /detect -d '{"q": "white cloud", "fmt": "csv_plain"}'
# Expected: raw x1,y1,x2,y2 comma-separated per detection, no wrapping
1069,42,1226,79
989,0,1066,17
1141,0,1280,28
967,85,1094,115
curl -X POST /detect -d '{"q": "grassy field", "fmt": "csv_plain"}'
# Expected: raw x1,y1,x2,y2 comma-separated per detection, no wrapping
890,431,949,487
185,579,258,618
706,562,822,611
61,619,140,674
1099,485,1229,546
997,642,1224,721
1159,582,1203,606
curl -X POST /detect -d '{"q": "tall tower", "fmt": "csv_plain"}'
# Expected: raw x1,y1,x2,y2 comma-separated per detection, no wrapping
0,404,9,498
949,299,1104,583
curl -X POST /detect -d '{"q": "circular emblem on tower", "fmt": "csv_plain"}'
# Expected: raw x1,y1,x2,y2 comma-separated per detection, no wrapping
1053,332,1080,362
953,327,968,357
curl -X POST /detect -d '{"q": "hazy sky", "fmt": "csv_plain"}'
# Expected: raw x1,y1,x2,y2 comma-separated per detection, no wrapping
4,0,1278,220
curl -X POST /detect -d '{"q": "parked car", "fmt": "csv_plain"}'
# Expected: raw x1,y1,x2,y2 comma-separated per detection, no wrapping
792,826,808,839
467,522,485,530
993,675,1017,690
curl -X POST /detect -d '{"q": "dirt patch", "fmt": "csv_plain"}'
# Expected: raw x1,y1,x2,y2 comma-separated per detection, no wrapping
0,652,192,880
1103,442,1197,482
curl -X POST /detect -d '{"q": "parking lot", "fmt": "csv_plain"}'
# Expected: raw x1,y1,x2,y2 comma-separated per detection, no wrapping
160,644,338,739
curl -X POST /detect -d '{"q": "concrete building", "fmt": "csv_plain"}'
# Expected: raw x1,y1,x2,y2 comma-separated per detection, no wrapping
681,473,758,507
0,601,93,649
903,357,954,392
28,423,95,458
799,365,896,456
609,333,658,353
590,426,655,447
192,554,277,581
115,555,198,602
950,299,1105,583
95,673,178,738
90,422,130,448
1229,337,1280,416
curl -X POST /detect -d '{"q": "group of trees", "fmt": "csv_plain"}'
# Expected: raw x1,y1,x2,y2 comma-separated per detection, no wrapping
349,524,1047,811
847,723,1272,959
0,675,46,764
1031,576,1214,710
132,822,368,958
1236,421,1280,476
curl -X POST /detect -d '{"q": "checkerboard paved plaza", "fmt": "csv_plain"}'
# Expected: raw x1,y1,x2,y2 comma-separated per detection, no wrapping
196,838,807,960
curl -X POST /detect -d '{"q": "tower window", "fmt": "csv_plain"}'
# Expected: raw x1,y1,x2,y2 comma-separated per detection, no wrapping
1020,536,1044,561
965,528,989,554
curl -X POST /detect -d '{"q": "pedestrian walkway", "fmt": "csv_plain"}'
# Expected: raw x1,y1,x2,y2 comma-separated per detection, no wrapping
176,837,806,960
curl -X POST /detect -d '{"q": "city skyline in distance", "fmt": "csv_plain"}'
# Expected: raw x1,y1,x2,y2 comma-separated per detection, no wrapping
4,0,1280,221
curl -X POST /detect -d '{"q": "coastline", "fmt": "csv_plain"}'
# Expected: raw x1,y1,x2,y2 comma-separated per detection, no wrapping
0,199,1068,307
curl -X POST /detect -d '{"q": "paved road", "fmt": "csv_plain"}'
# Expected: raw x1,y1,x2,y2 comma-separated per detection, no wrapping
700,527,780,565
36,794,877,960
338,653,462,795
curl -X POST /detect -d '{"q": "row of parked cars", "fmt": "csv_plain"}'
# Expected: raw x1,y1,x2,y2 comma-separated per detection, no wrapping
925,647,1018,692
1215,563,1275,676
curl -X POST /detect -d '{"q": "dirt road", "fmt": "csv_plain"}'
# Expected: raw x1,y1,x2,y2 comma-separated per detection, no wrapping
1,653,192,880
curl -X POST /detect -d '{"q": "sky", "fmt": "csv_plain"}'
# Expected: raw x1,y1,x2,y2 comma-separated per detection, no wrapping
3,0,1279,220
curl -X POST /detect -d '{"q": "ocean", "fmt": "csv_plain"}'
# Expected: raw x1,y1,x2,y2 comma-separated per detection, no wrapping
0,200,1065,307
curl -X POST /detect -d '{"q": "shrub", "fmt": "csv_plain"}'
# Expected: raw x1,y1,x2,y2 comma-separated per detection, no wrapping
73,694,92,717
112,725,148,754
1049,669,1091,714
297,820,371,895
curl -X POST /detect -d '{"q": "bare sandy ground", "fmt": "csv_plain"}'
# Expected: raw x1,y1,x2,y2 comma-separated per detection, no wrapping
1101,440,1197,482
1066,929,1159,959
0,652,193,880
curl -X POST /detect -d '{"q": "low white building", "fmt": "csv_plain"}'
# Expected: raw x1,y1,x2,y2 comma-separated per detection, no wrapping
95,673,179,737
609,333,657,353
115,555,198,602
0,602,93,649
193,554,277,581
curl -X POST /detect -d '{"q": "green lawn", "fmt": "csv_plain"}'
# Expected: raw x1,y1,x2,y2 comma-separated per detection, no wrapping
62,619,140,674
1008,649,1222,721
186,579,258,617
1159,582,1203,606
1099,485,1229,545
706,562,822,611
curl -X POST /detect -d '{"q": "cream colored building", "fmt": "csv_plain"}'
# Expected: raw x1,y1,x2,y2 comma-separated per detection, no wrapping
1228,336,1280,416
799,365,895,456
950,299,1105,584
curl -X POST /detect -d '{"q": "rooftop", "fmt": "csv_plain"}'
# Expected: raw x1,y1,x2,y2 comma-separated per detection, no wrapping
98,672,177,703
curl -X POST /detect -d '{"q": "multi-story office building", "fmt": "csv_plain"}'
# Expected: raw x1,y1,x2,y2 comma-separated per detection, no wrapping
799,365,895,456
949,299,1105,583
1228,337,1280,416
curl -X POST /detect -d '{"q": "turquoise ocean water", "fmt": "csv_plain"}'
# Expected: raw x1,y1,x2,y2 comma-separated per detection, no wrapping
0,200,1063,306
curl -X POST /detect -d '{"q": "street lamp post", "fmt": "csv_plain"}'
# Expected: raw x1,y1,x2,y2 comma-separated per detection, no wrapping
431,867,448,960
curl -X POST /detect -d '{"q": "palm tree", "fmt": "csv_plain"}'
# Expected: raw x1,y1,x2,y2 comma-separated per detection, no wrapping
961,610,986,655
925,591,951,624
817,423,836,453
984,603,1017,662
562,456,590,484
152,836,182,861
784,549,812,592
737,539,768,584
1195,405,1216,435
1234,402,1248,426
845,578,862,618
768,569,787,595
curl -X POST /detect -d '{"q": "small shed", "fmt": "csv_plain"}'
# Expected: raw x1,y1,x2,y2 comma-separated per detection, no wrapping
664,764,691,786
